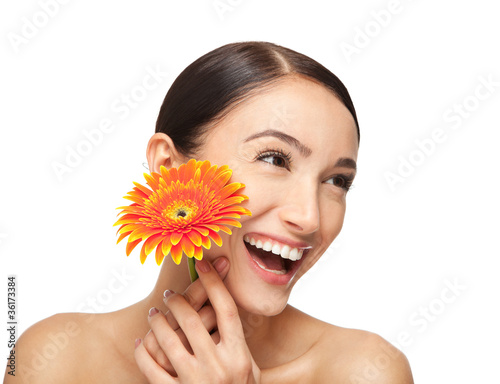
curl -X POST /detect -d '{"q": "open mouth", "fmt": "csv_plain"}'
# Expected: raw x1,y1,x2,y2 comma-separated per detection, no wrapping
243,234,308,278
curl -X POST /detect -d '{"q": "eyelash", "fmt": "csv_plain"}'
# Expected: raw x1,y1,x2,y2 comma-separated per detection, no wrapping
326,174,355,192
254,148,355,192
254,147,293,170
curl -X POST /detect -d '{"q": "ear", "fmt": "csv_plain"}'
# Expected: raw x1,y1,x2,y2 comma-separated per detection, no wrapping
146,133,186,173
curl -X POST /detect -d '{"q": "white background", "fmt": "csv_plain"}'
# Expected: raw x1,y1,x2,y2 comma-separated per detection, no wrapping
1,0,499,382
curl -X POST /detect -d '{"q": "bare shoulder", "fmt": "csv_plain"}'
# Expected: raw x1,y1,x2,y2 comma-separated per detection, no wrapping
313,325,414,383
280,306,413,383
4,312,106,384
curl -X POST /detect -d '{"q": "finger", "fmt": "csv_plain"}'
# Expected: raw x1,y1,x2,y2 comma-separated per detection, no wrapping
143,304,217,374
163,293,215,358
171,304,217,355
164,257,229,330
143,329,176,375
195,258,245,343
134,338,177,383
148,307,193,376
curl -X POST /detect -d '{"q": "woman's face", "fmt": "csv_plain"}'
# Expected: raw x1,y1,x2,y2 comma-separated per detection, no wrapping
196,77,359,316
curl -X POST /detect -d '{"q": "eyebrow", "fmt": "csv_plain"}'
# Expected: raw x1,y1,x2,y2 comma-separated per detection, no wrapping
243,129,312,157
243,129,357,172
335,157,357,172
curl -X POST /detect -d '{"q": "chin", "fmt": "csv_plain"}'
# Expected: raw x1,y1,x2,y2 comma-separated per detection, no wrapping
227,275,291,317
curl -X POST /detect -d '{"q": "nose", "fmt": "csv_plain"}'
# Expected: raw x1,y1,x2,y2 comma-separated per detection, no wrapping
278,181,320,234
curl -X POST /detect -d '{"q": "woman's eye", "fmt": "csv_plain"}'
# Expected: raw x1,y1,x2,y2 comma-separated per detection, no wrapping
326,176,353,192
256,150,292,169
261,155,287,168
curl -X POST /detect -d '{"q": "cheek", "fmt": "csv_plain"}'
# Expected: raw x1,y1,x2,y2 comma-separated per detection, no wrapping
295,204,346,278
236,173,283,216
322,203,346,240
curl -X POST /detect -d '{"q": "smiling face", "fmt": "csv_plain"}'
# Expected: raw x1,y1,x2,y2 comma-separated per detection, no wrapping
192,77,359,316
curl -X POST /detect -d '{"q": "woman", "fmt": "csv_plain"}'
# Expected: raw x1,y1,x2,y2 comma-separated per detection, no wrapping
6,42,413,383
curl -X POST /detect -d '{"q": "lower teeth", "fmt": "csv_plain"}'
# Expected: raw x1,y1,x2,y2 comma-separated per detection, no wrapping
254,258,286,275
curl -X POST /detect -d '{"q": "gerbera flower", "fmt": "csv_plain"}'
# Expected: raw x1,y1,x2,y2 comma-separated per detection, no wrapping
114,159,250,271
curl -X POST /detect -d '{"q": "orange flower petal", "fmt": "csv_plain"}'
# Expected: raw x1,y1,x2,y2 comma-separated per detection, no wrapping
160,165,173,185
133,182,153,197
123,195,145,204
139,242,149,264
161,237,172,256
144,172,159,190
144,233,164,255
126,238,142,256
201,165,218,185
218,183,243,200
186,230,202,247
220,196,247,206
194,227,210,236
129,227,161,243
211,170,232,190
155,244,166,266
181,237,195,258
201,235,212,250
116,231,132,244
171,243,183,265
214,218,242,228
170,232,183,246
193,246,203,260
215,225,232,235
207,229,222,247
113,213,141,226
118,224,143,235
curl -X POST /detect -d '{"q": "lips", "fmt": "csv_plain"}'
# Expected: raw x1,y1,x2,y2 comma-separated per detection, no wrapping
242,233,310,285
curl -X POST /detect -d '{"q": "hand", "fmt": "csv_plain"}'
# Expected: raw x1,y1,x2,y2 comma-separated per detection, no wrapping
135,257,262,383
139,257,229,377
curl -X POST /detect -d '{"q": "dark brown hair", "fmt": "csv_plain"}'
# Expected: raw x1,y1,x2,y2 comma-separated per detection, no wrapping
155,41,359,156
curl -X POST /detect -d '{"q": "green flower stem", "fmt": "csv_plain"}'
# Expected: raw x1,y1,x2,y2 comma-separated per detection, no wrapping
188,257,199,282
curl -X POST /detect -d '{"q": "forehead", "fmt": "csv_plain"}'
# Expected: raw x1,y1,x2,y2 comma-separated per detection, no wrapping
205,77,359,158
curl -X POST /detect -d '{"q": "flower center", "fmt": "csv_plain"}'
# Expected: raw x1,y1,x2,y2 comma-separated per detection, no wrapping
163,200,198,221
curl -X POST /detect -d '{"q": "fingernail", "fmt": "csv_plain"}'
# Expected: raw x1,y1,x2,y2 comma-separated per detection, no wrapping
196,258,210,273
163,289,174,298
135,338,141,349
213,258,228,273
148,307,159,317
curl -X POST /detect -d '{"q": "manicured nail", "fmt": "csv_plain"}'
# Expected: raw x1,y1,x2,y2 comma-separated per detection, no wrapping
213,258,228,273
149,307,159,317
196,258,210,273
135,338,141,349
163,289,174,298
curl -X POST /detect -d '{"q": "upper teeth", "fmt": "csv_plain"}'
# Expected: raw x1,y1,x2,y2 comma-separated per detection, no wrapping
244,236,304,261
